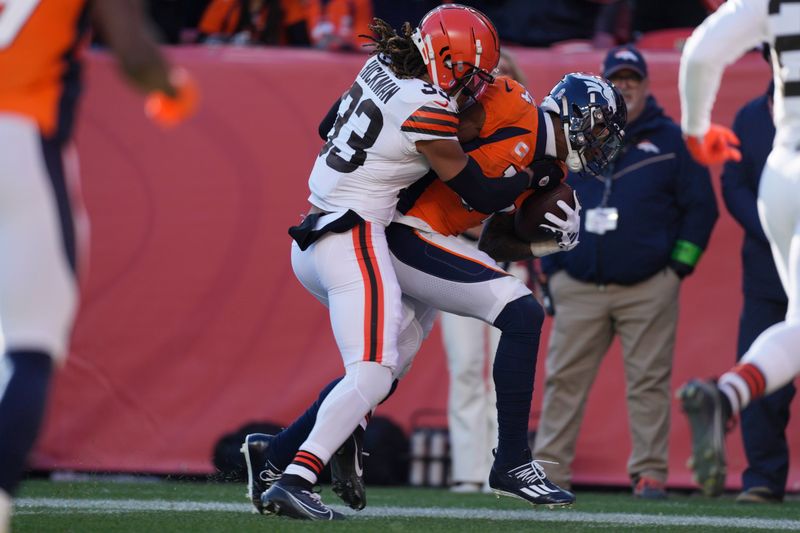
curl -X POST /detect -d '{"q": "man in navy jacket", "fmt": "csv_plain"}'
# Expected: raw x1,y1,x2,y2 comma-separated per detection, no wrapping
722,79,793,504
533,45,718,498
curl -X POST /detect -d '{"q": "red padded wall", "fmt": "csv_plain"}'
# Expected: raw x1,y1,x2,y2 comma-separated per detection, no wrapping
30,46,798,491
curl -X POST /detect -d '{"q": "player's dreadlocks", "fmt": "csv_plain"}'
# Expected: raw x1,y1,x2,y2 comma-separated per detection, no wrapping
362,18,426,79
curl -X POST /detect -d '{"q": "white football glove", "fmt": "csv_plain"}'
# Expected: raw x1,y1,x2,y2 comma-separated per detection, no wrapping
539,191,581,252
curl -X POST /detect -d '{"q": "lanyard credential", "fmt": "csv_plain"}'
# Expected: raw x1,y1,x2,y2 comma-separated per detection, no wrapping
585,164,619,235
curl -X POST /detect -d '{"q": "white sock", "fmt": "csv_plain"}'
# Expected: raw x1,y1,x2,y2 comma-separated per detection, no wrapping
717,373,748,414
0,489,11,533
286,361,392,484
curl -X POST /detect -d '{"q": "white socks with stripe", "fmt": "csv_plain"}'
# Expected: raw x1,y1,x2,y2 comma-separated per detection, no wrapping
719,320,800,415
286,361,393,484
717,372,750,415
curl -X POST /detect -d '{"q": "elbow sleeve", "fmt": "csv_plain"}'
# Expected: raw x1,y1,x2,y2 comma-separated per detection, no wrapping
318,97,341,140
444,157,529,213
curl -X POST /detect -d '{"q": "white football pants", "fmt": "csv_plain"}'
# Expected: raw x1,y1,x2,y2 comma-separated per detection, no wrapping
734,145,800,402
0,114,84,361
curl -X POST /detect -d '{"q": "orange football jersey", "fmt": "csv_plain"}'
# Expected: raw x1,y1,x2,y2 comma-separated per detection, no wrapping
404,76,548,237
0,0,89,138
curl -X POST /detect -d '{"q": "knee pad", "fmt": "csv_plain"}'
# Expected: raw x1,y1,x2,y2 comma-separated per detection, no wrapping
347,361,394,408
395,318,424,380
493,294,544,334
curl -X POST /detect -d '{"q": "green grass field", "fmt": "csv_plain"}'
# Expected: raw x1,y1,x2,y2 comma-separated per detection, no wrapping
12,477,800,532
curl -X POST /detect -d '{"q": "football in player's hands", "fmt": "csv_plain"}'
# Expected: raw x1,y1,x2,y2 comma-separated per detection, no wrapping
514,182,576,243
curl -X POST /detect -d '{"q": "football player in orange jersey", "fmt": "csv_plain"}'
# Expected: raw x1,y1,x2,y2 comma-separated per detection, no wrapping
262,4,568,520
0,2,197,530
385,72,624,506
242,71,626,516
437,48,529,495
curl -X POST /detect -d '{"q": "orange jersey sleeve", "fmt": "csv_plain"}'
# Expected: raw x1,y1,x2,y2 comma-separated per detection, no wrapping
0,0,88,137
405,77,549,236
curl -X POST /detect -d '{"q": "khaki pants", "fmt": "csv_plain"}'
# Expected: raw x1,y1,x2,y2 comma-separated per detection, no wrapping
533,269,680,488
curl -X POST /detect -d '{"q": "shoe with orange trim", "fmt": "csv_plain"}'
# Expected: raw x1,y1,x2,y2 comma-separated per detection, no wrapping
685,124,742,165
633,476,667,499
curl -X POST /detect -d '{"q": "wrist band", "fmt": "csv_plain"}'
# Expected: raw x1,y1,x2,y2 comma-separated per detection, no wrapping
671,239,702,267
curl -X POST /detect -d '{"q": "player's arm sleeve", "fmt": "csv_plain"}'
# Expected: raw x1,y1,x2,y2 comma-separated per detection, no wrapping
721,108,770,241
318,97,342,140
679,0,768,136
478,212,535,262
444,157,530,214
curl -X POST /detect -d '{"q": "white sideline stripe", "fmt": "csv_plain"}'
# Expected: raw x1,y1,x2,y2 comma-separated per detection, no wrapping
14,498,800,530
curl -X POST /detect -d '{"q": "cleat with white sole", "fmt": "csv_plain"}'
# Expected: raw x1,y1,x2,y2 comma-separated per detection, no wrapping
240,433,282,514
261,482,344,520
488,454,575,507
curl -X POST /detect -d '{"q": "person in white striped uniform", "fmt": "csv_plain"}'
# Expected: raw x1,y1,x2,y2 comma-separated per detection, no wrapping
677,0,800,497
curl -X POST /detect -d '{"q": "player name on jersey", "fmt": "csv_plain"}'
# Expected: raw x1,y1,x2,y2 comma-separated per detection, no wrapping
359,59,401,104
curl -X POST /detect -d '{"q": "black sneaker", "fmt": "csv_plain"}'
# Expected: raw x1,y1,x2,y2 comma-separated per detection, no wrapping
331,426,367,510
489,457,575,508
240,433,282,513
677,379,729,497
261,481,344,520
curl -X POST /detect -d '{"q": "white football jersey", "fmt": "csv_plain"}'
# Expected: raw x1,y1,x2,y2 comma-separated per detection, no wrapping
680,0,800,149
308,56,460,226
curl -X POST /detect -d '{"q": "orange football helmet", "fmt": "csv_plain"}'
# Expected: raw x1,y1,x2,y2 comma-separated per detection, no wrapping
412,4,500,101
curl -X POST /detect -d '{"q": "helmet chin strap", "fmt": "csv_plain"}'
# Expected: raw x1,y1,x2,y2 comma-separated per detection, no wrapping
559,96,584,172
565,145,583,172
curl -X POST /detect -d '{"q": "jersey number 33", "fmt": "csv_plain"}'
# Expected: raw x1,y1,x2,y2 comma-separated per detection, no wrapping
319,82,385,173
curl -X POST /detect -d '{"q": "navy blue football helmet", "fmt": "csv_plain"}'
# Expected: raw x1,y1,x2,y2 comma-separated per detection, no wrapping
540,73,627,176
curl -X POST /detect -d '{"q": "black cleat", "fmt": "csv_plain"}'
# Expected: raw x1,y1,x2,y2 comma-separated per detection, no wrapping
261,481,344,520
331,426,367,510
677,379,728,497
240,433,282,513
489,456,575,508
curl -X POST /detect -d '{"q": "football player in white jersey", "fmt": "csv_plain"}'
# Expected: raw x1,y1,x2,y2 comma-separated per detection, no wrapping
244,72,626,518
677,0,800,498
263,5,547,520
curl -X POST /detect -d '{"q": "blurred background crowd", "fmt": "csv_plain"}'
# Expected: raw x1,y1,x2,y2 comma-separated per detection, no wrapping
138,0,722,50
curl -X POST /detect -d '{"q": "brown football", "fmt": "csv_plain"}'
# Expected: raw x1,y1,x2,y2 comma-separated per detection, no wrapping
514,182,576,243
